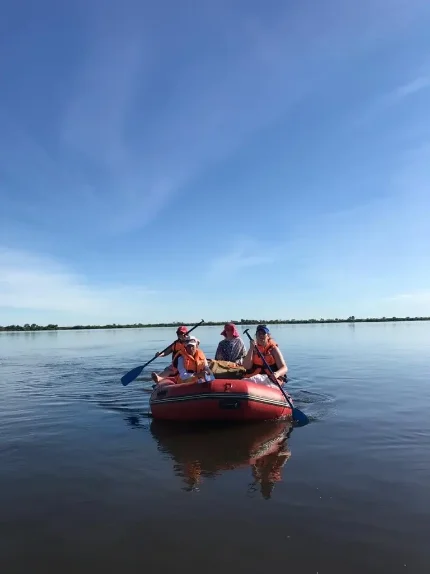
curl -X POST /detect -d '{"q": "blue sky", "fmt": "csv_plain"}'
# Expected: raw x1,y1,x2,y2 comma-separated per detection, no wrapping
1,0,430,325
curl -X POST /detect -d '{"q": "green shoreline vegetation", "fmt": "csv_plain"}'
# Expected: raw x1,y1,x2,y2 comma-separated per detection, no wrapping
0,316,429,332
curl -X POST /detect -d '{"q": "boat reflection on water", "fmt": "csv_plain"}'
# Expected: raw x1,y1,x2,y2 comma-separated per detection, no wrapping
150,420,293,499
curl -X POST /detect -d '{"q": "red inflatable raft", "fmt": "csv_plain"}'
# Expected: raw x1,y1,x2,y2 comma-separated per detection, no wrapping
149,377,293,422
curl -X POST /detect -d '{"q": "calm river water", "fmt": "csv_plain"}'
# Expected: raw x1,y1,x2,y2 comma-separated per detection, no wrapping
1,322,430,573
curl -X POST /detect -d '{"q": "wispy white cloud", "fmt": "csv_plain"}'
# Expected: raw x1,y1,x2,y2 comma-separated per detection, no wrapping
0,246,167,324
385,291,430,303
390,76,430,100
354,72,430,127
54,1,430,233
62,34,143,170
206,236,280,280
56,7,316,232
2,0,430,238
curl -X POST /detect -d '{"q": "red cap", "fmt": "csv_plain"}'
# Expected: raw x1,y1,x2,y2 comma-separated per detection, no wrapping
221,323,239,337
176,325,188,334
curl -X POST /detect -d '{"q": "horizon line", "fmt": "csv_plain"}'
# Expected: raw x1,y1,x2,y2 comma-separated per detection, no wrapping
1,316,430,332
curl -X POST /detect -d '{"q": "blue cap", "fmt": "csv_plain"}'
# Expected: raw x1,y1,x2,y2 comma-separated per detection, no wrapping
256,324,270,334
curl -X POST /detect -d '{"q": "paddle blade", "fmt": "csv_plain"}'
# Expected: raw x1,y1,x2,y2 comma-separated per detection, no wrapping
121,365,144,386
292,407,309,426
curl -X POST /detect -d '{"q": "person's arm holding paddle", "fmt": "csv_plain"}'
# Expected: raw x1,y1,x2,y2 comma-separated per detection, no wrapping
155,343,174,358
243,325,288,381
269,345,288,380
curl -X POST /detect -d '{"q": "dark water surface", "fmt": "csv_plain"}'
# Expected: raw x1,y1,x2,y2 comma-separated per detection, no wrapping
1,323,430,573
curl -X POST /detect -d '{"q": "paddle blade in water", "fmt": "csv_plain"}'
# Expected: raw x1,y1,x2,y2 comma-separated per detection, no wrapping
292,407,309,426
121,365,144,386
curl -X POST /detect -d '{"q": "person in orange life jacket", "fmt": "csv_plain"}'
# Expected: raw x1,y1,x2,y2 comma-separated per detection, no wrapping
172,336,214,384
242,325,288,382
151,326,200,384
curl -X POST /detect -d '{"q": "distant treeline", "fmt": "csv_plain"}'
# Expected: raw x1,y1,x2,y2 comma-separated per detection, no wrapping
1,316,429,332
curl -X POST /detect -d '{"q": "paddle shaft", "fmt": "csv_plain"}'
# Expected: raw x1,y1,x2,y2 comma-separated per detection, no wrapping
143,319,204,369
243,329,295,412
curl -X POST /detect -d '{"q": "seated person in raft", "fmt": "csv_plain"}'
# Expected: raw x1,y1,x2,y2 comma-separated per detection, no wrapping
242,325,288,385
173,336,214,384
151,325,200,384
215,322,246,364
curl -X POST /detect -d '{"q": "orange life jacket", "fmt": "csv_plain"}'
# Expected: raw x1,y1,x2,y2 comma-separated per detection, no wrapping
171,340,186,355
167,341,187,375
246,338,278,377
173,348,208,383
